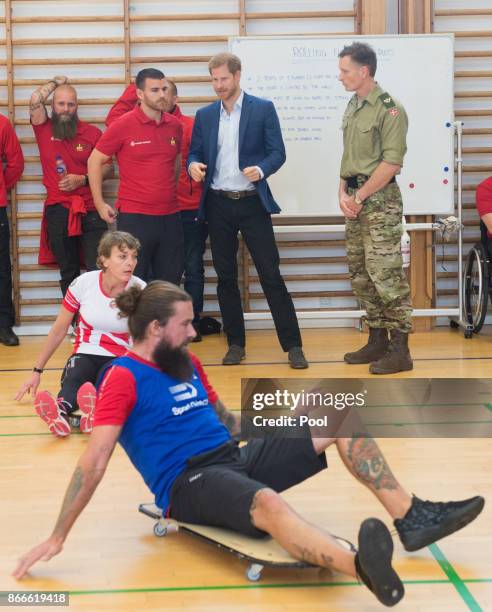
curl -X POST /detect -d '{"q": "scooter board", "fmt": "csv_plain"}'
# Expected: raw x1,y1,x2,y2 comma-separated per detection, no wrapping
139,502,355,581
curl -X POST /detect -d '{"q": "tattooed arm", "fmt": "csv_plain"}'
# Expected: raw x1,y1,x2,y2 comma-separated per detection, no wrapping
29,76,68,125
212,399,241,437
12,424,121,579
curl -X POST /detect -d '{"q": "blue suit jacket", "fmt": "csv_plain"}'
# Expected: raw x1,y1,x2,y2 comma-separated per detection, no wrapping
188,92,286,219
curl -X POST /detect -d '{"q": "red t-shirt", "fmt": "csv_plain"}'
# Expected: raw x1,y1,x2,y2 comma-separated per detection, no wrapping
0,114,24,207
96,105,182,215
105,84,137,127
94,351,218,426
32,118,102,211
476,177,492,235
105,87,202,211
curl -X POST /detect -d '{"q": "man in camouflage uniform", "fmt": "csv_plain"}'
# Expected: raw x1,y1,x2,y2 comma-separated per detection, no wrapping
338,42,412,374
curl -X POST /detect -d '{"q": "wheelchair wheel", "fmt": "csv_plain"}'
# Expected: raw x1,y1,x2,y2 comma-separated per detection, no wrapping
463,243,489,333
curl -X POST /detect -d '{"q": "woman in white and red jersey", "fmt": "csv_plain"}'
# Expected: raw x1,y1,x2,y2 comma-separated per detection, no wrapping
15,231,144,437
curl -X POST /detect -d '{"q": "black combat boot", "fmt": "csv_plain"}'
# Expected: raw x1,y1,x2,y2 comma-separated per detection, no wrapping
344,327,389,364
369,329,413,374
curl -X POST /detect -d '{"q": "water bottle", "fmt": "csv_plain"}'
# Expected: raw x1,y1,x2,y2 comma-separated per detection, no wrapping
55,154,67,177
401,216,410,268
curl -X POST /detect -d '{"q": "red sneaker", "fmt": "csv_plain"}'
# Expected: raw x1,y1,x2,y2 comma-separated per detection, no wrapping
34,391,71,437
77,382,96,434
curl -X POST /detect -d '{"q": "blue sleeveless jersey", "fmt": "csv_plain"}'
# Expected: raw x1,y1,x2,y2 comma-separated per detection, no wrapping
99,355,230,511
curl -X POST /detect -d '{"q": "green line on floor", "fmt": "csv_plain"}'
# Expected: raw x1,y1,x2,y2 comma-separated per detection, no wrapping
67,578,455,596
429,543,483,611
61,577,492,597
2,418,492,437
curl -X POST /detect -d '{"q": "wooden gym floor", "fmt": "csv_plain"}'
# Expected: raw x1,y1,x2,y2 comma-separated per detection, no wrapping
0,327,491,611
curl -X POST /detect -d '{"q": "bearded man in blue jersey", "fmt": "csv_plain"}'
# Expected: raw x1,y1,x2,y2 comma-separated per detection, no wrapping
13,281,484,608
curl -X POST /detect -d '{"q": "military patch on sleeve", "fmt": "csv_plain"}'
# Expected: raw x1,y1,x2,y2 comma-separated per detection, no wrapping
379,92,396,109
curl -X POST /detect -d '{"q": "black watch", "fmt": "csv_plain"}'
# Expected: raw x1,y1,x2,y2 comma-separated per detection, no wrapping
83,174,89,186
33,367,43,374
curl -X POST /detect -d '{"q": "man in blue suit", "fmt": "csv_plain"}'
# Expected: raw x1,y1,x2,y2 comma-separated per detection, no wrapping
188,52,307,368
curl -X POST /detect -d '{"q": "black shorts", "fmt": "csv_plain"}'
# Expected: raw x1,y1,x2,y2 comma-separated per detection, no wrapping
169,430,327,538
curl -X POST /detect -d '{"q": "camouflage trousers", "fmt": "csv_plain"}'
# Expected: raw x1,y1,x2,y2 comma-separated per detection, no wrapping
346,181,412,332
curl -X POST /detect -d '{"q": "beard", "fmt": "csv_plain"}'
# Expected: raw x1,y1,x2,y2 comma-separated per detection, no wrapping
143,101,170,117
51,110,79,141
152,338,193,382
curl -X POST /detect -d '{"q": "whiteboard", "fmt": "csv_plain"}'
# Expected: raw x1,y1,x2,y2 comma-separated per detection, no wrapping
229,34,455,216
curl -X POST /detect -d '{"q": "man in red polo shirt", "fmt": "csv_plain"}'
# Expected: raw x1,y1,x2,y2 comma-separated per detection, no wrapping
29,77,112,296
106,78,206,338
0,113,24,346
88,69,183,284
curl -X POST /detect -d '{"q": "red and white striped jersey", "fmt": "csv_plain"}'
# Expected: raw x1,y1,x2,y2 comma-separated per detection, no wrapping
63,270,146,357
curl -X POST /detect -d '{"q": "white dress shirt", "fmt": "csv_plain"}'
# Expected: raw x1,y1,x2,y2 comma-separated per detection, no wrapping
211,90,262,191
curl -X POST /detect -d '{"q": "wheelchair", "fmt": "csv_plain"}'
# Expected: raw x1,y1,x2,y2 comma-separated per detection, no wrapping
462,221,492,334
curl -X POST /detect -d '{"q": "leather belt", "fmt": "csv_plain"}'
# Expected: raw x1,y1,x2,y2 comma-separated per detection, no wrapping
210,188,258,200
345,175,396,189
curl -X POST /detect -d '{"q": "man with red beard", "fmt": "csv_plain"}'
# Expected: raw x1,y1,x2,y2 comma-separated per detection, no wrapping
13,281,485,608
106,78,206,339
29,77,113,296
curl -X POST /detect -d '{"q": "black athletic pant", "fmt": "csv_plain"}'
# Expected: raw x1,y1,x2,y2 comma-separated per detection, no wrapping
45,204,107,296
117,211,184,284
205,191,302,351
0,207,15,327
58,353,113,412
